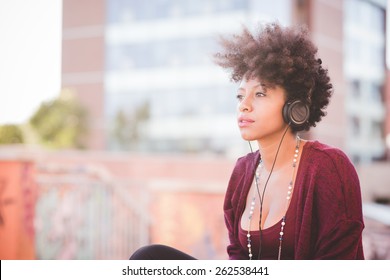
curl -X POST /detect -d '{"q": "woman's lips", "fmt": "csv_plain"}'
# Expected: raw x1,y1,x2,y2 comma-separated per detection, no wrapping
238,116,255,127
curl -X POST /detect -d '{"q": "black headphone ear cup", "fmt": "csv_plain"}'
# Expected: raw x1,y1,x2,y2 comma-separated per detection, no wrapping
282,102,291,124
282,100,310,128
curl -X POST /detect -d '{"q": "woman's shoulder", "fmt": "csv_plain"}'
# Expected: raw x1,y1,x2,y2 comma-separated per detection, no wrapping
234,150,260,169
302,140,358,180
304,140,353,165
227,151,259,189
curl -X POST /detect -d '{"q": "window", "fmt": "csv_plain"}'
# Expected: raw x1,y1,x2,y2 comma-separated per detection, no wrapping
350,80,361,98
351,116,360,137
107,0,250,23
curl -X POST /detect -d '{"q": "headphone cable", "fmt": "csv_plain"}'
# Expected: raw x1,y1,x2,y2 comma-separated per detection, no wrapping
249,123,291,259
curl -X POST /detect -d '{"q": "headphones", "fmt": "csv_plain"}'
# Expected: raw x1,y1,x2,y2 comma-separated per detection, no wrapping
282,100,310,130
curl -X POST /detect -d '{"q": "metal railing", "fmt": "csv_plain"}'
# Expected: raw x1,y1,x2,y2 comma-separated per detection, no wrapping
35,163,150,259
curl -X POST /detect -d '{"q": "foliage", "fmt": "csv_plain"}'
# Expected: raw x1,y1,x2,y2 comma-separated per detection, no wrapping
29,90,88,149
111,102,150,150
0,124,24,144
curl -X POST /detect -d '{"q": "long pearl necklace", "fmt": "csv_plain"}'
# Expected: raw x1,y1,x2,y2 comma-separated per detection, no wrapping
246,136,301,260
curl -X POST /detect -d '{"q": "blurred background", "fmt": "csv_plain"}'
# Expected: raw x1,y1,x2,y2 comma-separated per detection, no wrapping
0,0,389,260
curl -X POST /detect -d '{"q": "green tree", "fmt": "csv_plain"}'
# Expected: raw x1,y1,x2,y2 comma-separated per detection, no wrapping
0,124,24,144
111,102,150,150
112,109,131,150
29,89,87,149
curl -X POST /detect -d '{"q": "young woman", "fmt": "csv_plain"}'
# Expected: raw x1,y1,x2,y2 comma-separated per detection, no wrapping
216,22,364,260
130,22,364,260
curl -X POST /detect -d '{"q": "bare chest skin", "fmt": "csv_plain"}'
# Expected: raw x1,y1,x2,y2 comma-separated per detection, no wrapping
240,141,305,231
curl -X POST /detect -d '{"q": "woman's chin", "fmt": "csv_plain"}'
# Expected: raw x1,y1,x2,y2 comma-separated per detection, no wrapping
240,134,256,142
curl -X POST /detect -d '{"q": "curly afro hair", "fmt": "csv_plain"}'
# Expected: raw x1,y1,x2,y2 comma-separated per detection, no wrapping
214,22,333,132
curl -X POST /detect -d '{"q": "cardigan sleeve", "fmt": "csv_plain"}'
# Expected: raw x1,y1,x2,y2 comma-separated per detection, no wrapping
223,154,255,260
313,220,364,259
225,208,248,259
310,146,365,259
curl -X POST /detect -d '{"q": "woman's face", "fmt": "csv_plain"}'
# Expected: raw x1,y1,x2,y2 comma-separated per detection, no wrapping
236,77,288,141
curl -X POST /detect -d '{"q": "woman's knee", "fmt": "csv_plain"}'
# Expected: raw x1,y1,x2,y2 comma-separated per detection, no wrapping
129,244,196,260
129,244,157,260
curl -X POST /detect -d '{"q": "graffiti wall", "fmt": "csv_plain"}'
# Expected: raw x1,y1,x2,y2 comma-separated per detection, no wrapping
0,160,36,259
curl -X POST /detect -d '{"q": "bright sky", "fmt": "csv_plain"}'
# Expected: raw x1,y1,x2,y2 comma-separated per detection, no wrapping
0,0,62,124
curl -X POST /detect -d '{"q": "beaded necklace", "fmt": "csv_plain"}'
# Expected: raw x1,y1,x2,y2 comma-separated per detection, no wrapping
246,136,301,260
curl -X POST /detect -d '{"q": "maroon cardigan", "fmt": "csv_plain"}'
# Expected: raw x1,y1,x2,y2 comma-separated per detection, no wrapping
224,141,365,259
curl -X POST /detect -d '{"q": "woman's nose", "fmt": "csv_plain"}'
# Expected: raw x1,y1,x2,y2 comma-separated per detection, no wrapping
238,96,252,112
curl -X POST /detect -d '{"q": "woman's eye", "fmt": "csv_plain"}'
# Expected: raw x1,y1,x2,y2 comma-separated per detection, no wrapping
256,92,265,97
236,94,244,101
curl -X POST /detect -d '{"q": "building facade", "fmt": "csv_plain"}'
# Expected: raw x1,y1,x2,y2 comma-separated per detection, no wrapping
61,0,389,162
103,0,297,155
343,0,387,163
62,0,106,150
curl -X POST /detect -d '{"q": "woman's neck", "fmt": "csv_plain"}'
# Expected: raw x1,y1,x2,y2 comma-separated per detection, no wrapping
256,130,298,172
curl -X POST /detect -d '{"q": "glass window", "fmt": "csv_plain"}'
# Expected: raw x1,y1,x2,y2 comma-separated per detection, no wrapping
370,120,384,139
368,2,385,32
350,80,360,98
142,85,236,118
107,0,250,23
351,116,360,137
106,37,215,70
251,0,291,24
345,38,360,65
369,83,383,103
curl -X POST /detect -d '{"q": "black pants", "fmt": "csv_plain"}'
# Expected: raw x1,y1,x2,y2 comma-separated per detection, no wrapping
129,244,197,260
